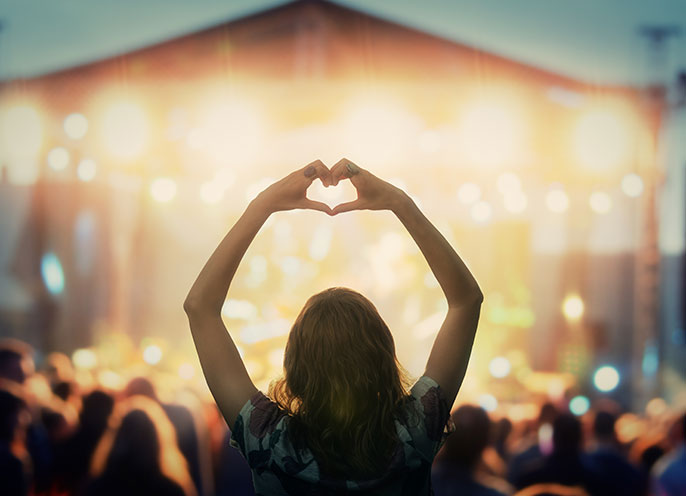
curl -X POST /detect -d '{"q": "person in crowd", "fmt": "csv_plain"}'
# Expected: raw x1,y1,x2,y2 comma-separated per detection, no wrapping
86,395,196,496
0,388,28,496
652,413,686,496
432,405,509,496
0,339,53,494
507,402,558,484
584,410,643,496
512,413,605,495
184,159,483,494
53,390,114,494
124,376,206,496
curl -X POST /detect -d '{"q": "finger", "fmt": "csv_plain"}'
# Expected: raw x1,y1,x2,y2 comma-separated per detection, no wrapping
302,160,331,186
331,199,364,215
330,158,355,186
300,199,334,215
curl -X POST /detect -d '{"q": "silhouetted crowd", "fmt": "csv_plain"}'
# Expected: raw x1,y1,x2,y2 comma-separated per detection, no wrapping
0,338,684,496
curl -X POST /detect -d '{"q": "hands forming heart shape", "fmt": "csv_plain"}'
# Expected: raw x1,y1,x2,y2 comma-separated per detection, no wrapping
254,158,406,216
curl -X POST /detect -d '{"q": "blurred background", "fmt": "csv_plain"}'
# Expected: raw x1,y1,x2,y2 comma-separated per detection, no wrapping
0,1,686,493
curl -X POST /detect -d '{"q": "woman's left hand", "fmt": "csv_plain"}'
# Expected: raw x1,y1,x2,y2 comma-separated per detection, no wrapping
253,160,333,215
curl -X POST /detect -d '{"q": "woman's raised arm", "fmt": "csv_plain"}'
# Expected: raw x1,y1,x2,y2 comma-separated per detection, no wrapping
183,161,332,427
330,159,483,407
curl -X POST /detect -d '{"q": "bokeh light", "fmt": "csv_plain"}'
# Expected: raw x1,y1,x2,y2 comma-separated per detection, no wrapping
47,147,70,171
569,395,590,416
621,173,644,197
562,294,584,321
489,356,511,378
72,348,97,370
143,344,163,365
589,191,612,214
77,158,97,182
593,365,620,392
545,187,569,213
100,100,148,160
478,393,499,412
64,113,89,139
149,177,177,203
471,201,492,224
41,252,65,295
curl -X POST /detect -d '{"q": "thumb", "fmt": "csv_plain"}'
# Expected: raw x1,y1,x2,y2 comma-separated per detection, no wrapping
300,199,334,215
331,199,364,215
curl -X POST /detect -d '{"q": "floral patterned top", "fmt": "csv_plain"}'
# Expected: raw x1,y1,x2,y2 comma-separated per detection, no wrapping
230,375,451,495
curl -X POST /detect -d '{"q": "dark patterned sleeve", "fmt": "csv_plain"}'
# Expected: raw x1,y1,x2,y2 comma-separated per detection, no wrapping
407,375,452,462
230,390,287,470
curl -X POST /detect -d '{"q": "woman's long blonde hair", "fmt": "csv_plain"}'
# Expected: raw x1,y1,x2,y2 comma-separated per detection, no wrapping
269,287,411,478
90,395,196,496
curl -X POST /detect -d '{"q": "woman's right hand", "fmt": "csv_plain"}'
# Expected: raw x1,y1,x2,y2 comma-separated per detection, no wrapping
329,159,408,214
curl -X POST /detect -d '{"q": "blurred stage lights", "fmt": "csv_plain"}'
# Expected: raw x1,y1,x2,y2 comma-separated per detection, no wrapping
562,294,584,321
573,109,631,172
458,182,481,204
149,177,177,203
471,201,492,224
47,147,70,171
41,252,65,295
478,393,498,412
143,344,163,365
589,191,612,214
545,187,569,213
64,113,89,139
1,105,43,163
621,173,644,198
458,100,524,168
178,363,196,380
593,365,620,392
489,357,511,378
569,395,590,416
101,101,148,160
77,159,97,182
72,348,98,370
503,192,528,213
496,172,522,195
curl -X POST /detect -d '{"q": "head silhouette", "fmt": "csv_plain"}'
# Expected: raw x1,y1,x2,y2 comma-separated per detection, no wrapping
438,405,491,469
91,396,194,495
270,287,408,477
553,413,582,454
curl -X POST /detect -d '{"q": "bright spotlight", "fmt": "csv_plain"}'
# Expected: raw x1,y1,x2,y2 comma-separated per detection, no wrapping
101,101,148,160
149,177,177,203
593,365,620,392
458,100,524,168
64,113,89,139
143,345,163,365
41,252,65,295
0,104,43,162
72,348,97,370
545,188,569,213
589,192,612,214
562,294,584,321
478,393,498,412
458,182,481,204
489,357,511,378
47,147,70,171
77,159,97,182
621,173,644,198
471,201,492,224
573,109,631,171
569,395,590,416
